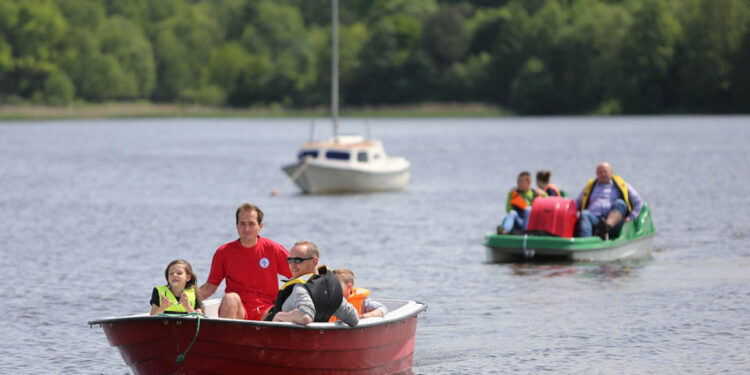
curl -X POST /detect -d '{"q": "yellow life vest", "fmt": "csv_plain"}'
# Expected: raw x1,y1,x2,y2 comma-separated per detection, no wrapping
156,285,196,313
329,287,370,322
580,174,631,213
267,266,343,323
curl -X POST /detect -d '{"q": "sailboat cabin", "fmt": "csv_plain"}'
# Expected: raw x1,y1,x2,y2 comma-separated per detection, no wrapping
296,135,386,165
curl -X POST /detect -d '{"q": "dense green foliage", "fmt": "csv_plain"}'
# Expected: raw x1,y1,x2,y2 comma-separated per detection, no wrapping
1,0,749,114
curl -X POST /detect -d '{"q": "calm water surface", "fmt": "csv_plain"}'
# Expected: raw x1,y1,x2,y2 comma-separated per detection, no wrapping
1,117,748,374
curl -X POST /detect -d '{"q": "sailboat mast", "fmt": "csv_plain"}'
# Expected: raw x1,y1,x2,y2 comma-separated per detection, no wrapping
331,0,339,139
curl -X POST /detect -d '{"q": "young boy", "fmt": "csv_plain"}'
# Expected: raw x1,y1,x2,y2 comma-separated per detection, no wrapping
331,268,388,320
497,171,547,234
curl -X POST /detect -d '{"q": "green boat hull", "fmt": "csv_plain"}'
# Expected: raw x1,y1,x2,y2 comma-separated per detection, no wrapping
484,203,655,263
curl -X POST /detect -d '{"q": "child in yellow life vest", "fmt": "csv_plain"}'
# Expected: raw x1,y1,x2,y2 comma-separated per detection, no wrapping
497,171,546,235
150,259,204,315
330,268,388,321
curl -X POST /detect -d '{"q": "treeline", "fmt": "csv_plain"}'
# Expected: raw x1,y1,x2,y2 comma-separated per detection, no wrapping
1,0,749,114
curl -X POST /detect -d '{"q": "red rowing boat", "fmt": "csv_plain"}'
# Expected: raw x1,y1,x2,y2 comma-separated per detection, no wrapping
88,299,427,375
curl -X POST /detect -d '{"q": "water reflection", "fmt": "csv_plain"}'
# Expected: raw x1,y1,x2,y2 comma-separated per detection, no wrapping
509,261,650,279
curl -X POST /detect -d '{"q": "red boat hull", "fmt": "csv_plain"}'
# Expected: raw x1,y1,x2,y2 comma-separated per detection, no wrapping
91,301,425,375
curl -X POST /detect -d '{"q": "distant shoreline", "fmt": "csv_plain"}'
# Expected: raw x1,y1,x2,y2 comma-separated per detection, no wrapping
0,102,512,120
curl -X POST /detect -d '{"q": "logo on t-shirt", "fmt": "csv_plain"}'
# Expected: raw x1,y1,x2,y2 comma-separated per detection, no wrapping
259,257,270,269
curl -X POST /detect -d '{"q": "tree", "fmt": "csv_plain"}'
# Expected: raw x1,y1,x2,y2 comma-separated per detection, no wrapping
676,0,750,112
615,0,681,113
731,28,750,110
206,42,250,98
423,4,471,68
152,5,223,101
0,0,68,100
40,71,75,105
99,16,155,98
554,0,631,113
509,57,555,114
229,54,274,106
480,3,532,105
237,1,315,106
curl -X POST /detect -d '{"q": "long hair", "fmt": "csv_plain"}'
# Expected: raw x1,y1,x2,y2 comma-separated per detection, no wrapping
164,259,204,311
536,170,552,184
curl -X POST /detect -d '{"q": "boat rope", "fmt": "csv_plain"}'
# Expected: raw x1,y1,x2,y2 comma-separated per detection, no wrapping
287,155,312,182
522,234,534,258
160,312,207,364
271,155,313,195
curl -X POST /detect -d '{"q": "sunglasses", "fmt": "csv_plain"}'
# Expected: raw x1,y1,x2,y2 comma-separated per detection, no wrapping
287,256,314,264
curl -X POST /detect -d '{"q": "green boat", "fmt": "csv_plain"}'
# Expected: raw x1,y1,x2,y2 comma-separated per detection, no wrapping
484,203,655,262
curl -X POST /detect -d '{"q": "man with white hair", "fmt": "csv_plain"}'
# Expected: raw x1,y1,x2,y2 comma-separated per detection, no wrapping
575,162,644,240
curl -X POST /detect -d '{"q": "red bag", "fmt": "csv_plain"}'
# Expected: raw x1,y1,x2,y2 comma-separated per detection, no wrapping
526,197,578,238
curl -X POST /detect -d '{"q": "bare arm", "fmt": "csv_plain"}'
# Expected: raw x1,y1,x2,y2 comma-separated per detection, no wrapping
198,282,218,300
150,304,164,315
360,297,387,319
273,309,313,325
360,309,384,318
179,292,197,314
150,294,172,315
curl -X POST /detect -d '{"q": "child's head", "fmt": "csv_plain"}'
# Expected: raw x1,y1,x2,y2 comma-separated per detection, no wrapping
536,170,551,187
164,259,198,290
333,268,355,297
516,171,532,191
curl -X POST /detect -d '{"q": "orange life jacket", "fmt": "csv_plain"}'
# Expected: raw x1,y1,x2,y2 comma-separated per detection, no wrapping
329,288,370,322
544,183,561,197
510,189,530,211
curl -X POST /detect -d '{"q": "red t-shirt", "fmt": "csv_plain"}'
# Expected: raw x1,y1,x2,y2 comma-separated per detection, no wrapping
207,236,292,310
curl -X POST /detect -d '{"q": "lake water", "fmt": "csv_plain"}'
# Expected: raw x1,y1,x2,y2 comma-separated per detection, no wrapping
1,116,749,374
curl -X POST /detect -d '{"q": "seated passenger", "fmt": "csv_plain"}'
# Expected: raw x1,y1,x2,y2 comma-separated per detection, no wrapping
331,268,388,320
536,170,561,197
575,162,644,240
497,171,546,235
265,241,358,327
150,259,204,315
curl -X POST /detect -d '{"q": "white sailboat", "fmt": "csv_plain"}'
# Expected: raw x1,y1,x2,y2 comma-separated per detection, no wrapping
282,0,410,194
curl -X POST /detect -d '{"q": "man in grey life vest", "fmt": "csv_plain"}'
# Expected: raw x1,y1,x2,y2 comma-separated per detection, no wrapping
265,241,358,327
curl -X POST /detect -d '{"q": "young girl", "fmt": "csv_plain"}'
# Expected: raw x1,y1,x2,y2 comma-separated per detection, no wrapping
536,170,562,197
150,259,204,315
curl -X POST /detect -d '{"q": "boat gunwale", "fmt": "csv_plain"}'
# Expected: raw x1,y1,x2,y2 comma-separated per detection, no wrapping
88,299,427,330
485,232,655,254
484,231,655,251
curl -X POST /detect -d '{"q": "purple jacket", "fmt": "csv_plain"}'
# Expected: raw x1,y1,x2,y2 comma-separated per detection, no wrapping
575,180,643,220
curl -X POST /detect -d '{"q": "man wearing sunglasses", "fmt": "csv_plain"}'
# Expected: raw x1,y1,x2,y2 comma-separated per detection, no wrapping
199,203,292,320
265,241,359,327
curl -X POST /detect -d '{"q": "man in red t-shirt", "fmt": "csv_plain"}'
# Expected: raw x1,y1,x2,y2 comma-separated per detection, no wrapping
199,203,292,320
